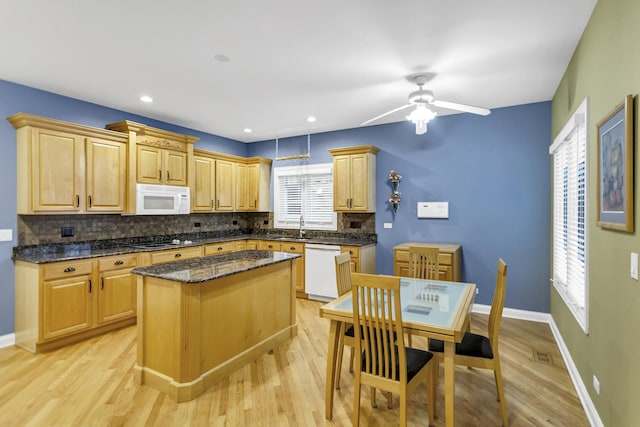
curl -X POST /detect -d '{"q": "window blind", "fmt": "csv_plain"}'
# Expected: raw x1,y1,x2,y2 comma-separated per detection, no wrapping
274,164,337,231
549,98,589,333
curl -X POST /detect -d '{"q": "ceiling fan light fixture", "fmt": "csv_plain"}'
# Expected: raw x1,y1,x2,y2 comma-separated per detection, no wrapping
406,104,436,135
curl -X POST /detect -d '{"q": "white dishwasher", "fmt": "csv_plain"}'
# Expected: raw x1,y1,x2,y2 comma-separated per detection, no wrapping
305,243,342,301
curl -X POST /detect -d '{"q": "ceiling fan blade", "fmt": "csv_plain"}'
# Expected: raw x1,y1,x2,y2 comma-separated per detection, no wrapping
432,100,491,116
360,104,413,126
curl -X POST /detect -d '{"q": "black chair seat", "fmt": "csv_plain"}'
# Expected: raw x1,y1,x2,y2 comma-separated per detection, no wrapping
362,346,433,382
429,332,494,359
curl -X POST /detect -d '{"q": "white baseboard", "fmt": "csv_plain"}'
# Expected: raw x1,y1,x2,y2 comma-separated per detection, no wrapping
472,304,602,427
0,333,15,349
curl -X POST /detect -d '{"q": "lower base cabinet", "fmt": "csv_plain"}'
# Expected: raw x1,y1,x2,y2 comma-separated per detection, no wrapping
393,242,461,281
15,255,139,353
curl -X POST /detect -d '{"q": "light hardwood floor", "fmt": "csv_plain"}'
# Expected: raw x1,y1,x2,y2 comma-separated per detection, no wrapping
0,299,588,426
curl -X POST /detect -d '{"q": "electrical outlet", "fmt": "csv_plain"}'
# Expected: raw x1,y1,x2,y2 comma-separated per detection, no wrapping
0,229,12,241
61,226,74,237
476,288,479,295
263,220,269,225
350,221,361,229
593,375,600,395
384,223,392,229
631,252,638,280
194,222,201,228
232,220,238,225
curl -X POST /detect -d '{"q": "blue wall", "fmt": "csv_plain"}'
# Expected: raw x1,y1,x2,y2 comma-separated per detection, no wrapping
248,102,551,312
0,79,550,336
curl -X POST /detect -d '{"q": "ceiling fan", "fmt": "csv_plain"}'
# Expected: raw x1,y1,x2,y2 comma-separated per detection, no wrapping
360,74,491,134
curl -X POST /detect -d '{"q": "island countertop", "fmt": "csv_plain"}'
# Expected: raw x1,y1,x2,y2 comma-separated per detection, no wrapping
131,250,301,283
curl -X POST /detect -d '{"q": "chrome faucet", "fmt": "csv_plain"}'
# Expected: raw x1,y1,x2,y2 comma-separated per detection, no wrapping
299,215,306,238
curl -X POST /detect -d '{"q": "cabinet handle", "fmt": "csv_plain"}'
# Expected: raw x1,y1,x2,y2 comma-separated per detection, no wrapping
216,200,219,209
114,260,124,265
63,267,76,273
211,199,214,208
290,246,295,250
89,280,92,293
167,171,170,181
88,195,92,207
101,277,104,290
75,194,80,208
218,246,223,251
159,169,162,180
268,245,273,249
175,253,182,258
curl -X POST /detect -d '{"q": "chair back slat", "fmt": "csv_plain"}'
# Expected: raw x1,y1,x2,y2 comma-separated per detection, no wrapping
352,273,406,383
408,246,440,280
335,252,353,297
488,259,508,344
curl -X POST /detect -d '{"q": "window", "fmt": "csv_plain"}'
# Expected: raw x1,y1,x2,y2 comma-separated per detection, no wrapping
549,98,589,333
274,163,337,231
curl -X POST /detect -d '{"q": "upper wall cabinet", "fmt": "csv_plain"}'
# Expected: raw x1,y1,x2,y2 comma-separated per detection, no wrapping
328,145,379,212
8,113,128,214
191,149,271,213
106,121,198,213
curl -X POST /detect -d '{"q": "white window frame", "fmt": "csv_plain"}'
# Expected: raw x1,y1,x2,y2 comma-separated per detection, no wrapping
273,163,337,231
549,98,589,333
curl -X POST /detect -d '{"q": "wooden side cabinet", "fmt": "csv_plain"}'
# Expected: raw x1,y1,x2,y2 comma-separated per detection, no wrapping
393,242,461,282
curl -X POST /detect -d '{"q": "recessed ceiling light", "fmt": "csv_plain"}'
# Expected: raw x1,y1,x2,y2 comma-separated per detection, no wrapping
139,95,153,103
243,128,252,133
214,54,230,62
307,116,316,122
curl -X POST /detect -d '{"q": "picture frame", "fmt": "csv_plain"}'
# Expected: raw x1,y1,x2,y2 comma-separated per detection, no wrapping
596,95,634,232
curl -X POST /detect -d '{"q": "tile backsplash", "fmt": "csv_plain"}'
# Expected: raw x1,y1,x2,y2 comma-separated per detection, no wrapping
18,212,375,246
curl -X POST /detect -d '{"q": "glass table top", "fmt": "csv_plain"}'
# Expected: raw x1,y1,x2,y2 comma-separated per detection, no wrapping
323,277,475,329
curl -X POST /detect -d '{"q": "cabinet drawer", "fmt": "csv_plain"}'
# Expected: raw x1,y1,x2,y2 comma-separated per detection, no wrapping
233,240,247,251
151,247,202,264
43,259,93,280
204,241,235,255
98,254,138,272
259,241,281,251
395,250,452,266
281,242,304,253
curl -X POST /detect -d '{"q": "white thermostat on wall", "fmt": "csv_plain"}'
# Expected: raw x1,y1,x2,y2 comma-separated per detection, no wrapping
417,202,449,219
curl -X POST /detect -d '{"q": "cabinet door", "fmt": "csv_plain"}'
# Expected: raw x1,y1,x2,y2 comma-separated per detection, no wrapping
85,137,126,212
31,128,84,212
215,159,235,211
349,153,369,211
164,150,187,186
204,241,235,255
137,145,163,184
193,156,215,211
234,162,248,211
246,163,260,211
42,276,92,340
281,242,305,293
98,269,137,324
333,155,351,211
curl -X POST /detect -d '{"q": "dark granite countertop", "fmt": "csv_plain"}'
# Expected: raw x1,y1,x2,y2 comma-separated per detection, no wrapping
12,232,376,264
131,250,301,283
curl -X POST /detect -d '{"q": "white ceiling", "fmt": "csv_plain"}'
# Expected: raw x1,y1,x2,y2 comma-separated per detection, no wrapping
0,1,597,143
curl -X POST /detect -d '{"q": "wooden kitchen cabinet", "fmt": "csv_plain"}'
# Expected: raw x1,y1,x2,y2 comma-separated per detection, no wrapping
246,158,272,211
341,244,376,273
393,242,461,282
193,154,216,212
215,157,235,211
280,242,305,296
97,254,138,325
9,113,129,214
136,145,187,186
14,256,138,353
149,246,203,264
328,145,379,212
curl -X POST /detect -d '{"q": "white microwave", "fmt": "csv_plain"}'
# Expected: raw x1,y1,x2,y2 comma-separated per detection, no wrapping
135,184,190,215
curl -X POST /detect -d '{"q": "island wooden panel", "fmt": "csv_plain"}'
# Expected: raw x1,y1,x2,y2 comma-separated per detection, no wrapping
134,259,298,402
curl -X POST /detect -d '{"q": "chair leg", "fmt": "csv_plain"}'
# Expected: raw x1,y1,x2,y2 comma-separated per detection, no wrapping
407,332,412,347
427,360,436,422
493,357,509,427
335,324,346,390
353,378,361,427
349,346,355,372
399,389,408,427
371,386,377,408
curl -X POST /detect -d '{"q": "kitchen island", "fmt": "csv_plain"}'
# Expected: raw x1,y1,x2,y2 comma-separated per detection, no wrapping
131,250,300,402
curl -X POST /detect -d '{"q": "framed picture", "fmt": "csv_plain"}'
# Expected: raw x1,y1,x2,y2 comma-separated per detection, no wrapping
596,95,634,232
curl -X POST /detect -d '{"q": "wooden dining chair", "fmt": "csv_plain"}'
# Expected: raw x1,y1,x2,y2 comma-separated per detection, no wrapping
351,272,436,426
334,252,356,390
429,258,509,426
406,245,440,346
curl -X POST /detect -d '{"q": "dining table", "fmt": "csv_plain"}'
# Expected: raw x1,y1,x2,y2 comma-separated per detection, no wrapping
319,276,476,427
